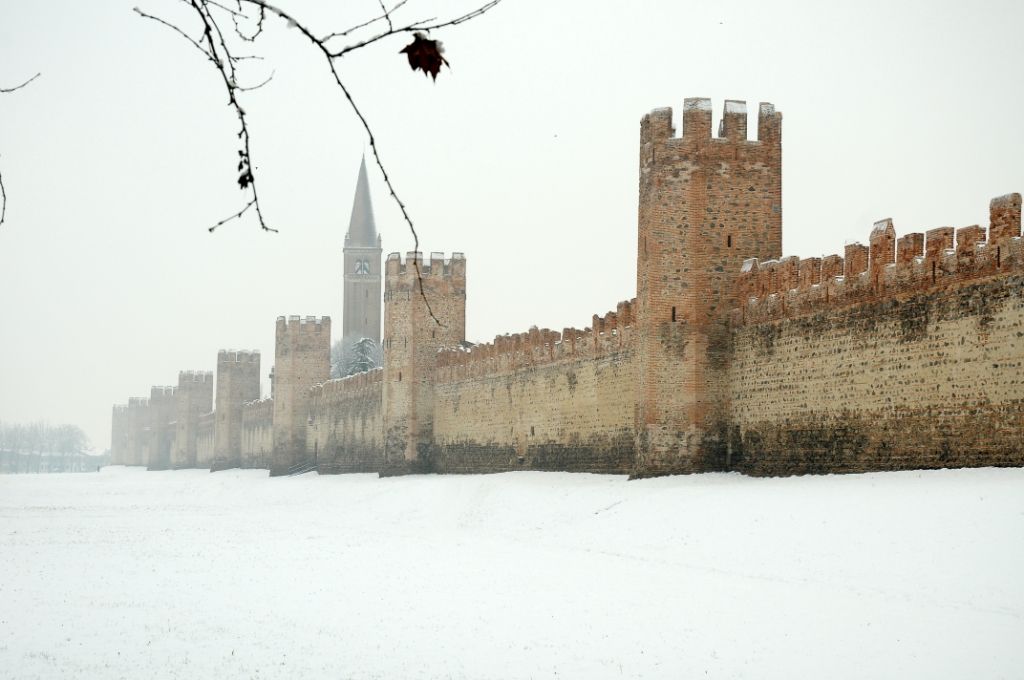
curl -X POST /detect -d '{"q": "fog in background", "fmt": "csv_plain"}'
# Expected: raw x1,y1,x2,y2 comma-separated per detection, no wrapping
1,0,1022,452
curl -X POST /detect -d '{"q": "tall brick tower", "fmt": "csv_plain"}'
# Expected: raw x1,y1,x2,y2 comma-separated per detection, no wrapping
635,98,782,475
342,157,383,367
213,351,260,469
271,316,331,474
173,370,213,468
382,252,466,468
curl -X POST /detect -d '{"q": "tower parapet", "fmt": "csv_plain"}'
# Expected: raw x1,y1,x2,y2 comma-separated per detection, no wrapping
271,316,331,474
636,97,783,476
382,251,466,469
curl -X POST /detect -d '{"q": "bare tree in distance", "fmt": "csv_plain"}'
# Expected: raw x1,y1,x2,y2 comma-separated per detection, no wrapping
0,72,42,228
135,0,504,323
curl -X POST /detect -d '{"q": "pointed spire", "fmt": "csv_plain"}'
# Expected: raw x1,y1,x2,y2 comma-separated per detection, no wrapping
346,155,377,246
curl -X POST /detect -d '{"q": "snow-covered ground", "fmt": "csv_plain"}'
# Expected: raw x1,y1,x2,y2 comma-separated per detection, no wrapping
1,467,1022,679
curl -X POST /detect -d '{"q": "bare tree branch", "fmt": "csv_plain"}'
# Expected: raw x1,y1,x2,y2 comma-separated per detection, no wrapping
321,0,408,42
1,72,42,227
0,168,7,228
0,72,41,94
135,0,504,320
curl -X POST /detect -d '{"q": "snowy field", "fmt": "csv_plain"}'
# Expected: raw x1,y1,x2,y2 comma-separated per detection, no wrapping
1,467,1022,679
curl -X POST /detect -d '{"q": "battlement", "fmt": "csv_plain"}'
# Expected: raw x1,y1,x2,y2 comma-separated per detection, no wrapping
128,397,149,408
112,404,128,415
733,193,1023,325
311,368,384,401
242,397,274,419
385,251,466,279
150,386,176,401
641,98,781,146
178,370,214,384
275,316,330,333
217,350,260,364
436,299,636,383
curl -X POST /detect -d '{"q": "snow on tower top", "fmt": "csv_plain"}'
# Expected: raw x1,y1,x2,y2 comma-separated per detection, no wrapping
345,155,378,247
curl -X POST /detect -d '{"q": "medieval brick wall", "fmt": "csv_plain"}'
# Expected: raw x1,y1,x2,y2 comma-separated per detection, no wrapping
195,411,215,467
433,302,637,474
109,100,1024,482
728,196,1024,475
240,398,273,469
308,369,383,474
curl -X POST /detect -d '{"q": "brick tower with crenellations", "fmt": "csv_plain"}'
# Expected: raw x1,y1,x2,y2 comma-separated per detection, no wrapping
271,316,331,475
382,252,466,470
634,98,782,475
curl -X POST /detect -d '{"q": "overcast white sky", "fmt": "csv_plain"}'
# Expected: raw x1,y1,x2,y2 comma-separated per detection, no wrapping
1,0,1022,452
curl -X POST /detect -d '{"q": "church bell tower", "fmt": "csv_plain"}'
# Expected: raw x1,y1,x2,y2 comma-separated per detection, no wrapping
342,156,383,361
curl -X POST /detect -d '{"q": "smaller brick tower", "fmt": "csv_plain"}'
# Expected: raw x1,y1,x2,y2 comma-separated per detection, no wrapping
126,397,149,466
147,386,177,470
382,252,466,469
213,351,261,469
272,316,331,475
110,405,128,465
172,370,214,468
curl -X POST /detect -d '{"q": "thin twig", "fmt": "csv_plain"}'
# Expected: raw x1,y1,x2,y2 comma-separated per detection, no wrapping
135,0,504,320
1,72,42,227
0,168,7,228
0,72,41,94
322,0,409,42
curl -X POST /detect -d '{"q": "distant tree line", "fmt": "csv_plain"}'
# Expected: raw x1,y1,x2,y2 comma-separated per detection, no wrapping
0,421,99,474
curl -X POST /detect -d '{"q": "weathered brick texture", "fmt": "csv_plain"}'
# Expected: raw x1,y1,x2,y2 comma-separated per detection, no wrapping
240,398,273,469
433,304,637,474
309,369,383,474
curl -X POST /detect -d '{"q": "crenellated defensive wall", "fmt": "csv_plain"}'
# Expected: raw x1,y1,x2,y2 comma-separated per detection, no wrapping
110,97,1024,479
